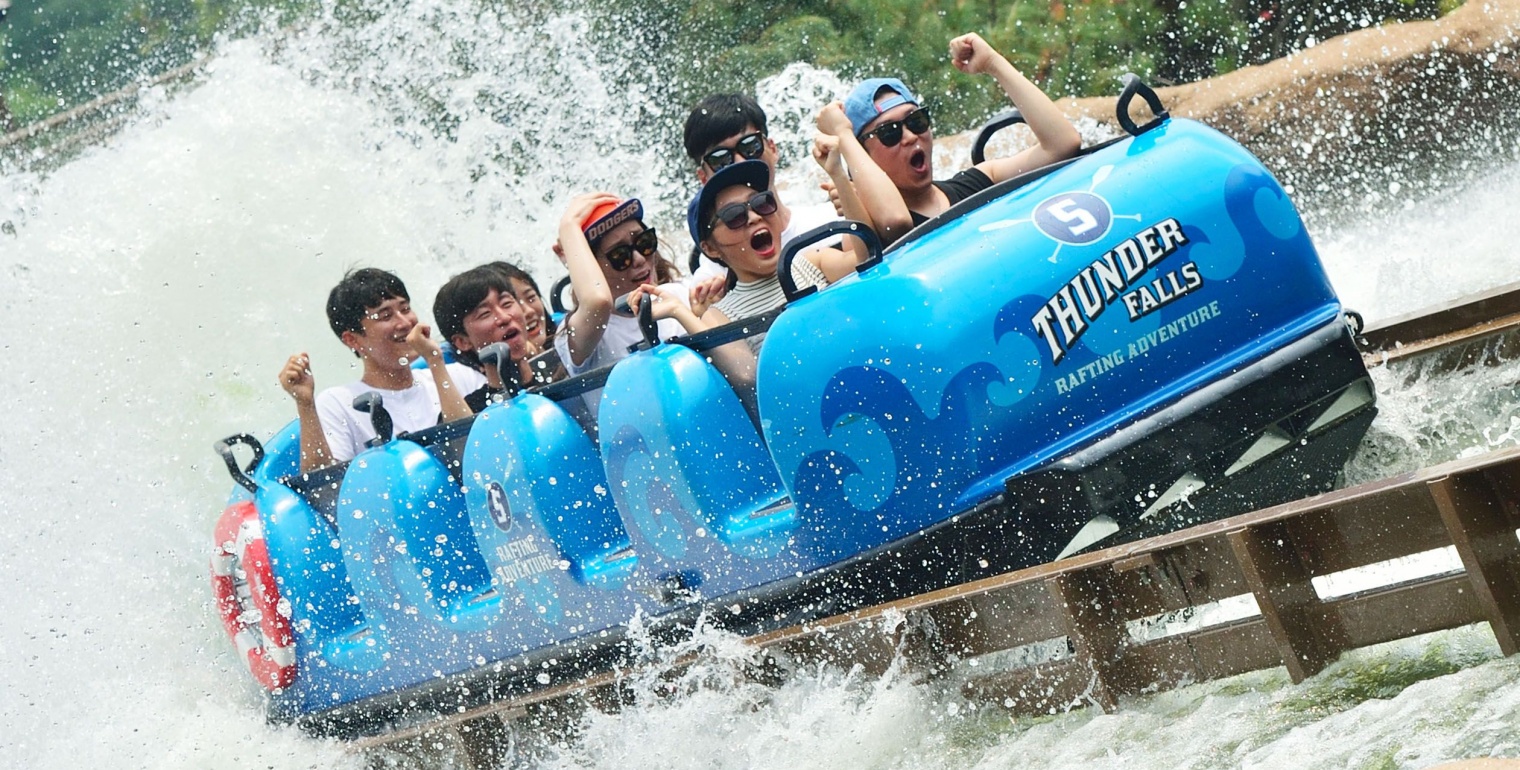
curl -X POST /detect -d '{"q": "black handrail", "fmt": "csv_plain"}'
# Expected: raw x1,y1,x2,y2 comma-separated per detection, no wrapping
395,416,476,448
214,433,265,494
778,220,882,302
970,109,1027,166
1116,73,1169,136
534,365,615,403
549,274,573,315
536,308,786,403
666,307,784,351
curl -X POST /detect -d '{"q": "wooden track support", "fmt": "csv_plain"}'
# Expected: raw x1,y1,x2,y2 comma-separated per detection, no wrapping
1046,570,1122,711
1227,521,1348,682
1428,473,1520,655
348,448,1520,759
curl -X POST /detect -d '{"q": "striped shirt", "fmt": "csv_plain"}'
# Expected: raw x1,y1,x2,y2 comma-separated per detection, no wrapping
714,257,829,352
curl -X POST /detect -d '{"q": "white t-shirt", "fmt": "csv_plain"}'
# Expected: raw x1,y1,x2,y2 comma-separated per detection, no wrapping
553,285,689,418
314,375,444,464
447,361,488,398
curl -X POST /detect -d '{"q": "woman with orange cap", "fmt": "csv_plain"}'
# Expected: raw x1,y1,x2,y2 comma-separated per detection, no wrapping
552,193,732,416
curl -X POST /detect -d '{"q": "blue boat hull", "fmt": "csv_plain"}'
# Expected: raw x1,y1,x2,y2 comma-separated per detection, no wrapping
213,118,1376,737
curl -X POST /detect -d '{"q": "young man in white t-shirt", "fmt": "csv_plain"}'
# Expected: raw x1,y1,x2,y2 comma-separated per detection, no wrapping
278,268,472,473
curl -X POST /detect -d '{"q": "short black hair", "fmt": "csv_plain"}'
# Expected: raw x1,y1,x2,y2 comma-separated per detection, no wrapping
484,261,555,336
326,268,409,338
484,261,538,294
683,93,769,163
433,266,515,350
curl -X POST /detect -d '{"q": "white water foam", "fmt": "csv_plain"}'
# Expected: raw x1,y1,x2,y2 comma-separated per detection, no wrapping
2,4,1520,767
1318,156,1520,324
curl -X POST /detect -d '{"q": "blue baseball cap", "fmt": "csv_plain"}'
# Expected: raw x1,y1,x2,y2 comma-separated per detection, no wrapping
844,78,920,137
687,160,771,244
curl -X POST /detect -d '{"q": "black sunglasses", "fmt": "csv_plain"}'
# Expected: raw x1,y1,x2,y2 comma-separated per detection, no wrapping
860,108,932,147
701,132,767,171
709,191,778,234
600,227,659,272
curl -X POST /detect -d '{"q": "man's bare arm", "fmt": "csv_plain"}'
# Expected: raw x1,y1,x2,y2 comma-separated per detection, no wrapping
952,33,1081,183
279,352,337,474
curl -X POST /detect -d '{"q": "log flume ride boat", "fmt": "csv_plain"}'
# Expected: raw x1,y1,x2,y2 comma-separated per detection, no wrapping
208,78,1378,738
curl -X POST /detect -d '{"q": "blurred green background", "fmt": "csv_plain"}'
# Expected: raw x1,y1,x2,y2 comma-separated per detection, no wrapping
0,0,1462,134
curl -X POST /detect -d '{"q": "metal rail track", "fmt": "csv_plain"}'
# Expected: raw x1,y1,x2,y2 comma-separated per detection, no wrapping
1359,282,1520,371
349,289,1520,764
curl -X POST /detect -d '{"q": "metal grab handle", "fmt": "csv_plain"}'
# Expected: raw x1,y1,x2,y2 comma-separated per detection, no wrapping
549,274,573,315
634,293,660,350
1116,73,1169,137
213,433,265,494
778,220,883,303
970,109,1026,165
477,342,522,399
352,392,394,447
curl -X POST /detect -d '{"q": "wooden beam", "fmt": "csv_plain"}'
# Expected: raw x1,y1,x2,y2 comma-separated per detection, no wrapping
1227,521,1347,682
1127,617,1280,684
1360,281,1520,366
1331,572,1481,648
1045,570,1122,711
1428,474,1520,655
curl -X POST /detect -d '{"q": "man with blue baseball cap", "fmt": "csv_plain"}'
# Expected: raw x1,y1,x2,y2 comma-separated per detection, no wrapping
835,33,1082,228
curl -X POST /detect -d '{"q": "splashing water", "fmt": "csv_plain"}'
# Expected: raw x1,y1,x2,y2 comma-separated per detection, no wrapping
2,2,1520,767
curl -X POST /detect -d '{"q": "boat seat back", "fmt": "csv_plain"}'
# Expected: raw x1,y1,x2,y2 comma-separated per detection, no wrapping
462,394,635,589
335,440,499,638
599,344,795,568
254,481,387,674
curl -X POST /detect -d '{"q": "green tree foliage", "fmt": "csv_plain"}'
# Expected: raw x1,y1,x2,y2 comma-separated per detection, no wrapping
1,0,1456,135
5,0,202,125
0,0,312,128
641,0,1452,135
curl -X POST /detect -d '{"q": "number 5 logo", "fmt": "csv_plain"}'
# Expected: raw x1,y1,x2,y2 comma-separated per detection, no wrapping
1034,191,1113,245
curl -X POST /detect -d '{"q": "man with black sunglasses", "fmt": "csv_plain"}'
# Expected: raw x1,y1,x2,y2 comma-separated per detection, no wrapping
844,32,1081,228
681,94,789,284
683,93,782,184
683,93,852,290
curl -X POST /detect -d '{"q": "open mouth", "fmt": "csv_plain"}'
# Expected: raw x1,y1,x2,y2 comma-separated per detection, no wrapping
909,147,928,174
750,229,775,256
501,325,532,355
